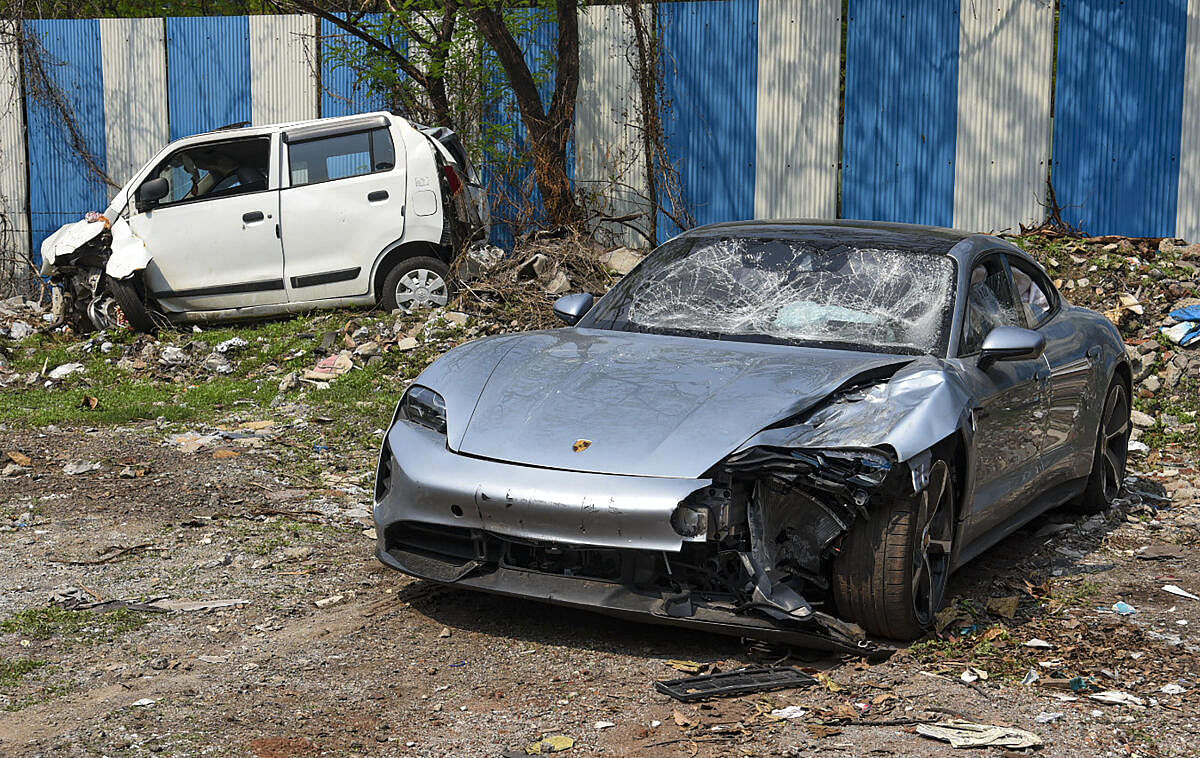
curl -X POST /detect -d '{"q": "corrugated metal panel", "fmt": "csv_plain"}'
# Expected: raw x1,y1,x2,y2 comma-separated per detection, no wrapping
1053,0,1187,237
0,25,29,260
25,19,109,259
754,0,840,220
659,0,758,235
320,15,388,118
100,18,168,193
953,0,1052,233
842,0,960,227
250,14,317,125
576,3,650,246
1177,0,1200,242
166,16,251,140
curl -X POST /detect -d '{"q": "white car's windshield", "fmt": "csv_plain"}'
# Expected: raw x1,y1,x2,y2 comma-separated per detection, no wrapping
583,236,957,355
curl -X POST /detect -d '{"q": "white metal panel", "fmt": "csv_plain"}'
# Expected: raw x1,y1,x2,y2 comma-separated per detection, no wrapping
754,0,840,220
250,14,317,126
953,0,1054,233
0,25,29,260
1178,0,1200,242
100,18,168,194
576,3,650,247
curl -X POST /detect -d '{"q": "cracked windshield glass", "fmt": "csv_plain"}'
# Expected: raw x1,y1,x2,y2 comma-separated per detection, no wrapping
584,236,956,354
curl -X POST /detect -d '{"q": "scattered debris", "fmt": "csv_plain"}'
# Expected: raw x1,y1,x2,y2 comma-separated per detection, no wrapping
663,659,705,674
1024,638,1053,648
313,594,344,609
1162,584,1200,601
521,735,575,754
1161,683,1186,695
62,460,100,475
1112,601,1138,615
916,721,1043,749
1089,690,1146,707
593,721,614,730
1035,711,1063,723
769,705,808,720
986,595,1020,618
654,666,818,702
304,353,353,381
47,362,84,380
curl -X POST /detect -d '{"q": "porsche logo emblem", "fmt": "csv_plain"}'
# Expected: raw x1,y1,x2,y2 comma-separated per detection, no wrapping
572,439,592,452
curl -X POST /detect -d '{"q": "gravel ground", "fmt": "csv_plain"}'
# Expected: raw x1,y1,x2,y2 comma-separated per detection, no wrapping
0,425,1196,757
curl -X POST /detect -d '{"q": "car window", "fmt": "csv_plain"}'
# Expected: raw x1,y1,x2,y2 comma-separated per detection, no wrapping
961,257,1025,355
147,137,270,207
288,128,395,187
1008,258,1055,327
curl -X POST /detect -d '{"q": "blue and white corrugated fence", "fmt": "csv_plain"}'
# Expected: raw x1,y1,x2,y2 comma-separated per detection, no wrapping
4,0,1200,263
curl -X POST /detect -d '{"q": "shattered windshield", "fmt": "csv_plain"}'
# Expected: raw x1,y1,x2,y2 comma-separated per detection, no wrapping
582,236,956,354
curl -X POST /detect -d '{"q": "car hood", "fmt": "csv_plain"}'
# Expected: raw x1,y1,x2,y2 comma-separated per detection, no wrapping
455,328,910,478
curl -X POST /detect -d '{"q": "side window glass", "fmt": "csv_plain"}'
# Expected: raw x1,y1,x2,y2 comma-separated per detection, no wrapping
961,260,1024,354
288,128,395,187
1009,261,1054,327
148,137,270,207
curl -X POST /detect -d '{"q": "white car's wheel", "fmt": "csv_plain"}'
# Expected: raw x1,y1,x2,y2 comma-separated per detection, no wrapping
381,257,452,312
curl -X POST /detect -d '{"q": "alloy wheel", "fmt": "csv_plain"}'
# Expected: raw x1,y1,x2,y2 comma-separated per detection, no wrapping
1100,385,1130,501
911,460,954,627
394,268,449,310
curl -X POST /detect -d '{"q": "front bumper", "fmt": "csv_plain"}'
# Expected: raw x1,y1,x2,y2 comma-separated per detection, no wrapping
374,420,888,658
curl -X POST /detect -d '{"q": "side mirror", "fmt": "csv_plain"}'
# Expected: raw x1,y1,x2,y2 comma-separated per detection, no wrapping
552,293,594,326
979,326,1045,370
135,177,169,211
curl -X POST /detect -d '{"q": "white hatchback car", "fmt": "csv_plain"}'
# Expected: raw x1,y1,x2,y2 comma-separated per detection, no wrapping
39,112,488,332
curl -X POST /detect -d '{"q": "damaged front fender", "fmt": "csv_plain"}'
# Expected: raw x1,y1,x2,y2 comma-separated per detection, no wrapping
104,217,151,279
734,357,973,463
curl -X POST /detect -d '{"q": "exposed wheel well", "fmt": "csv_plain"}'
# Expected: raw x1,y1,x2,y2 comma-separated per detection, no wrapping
1112,359,1132,398
372,241,451,301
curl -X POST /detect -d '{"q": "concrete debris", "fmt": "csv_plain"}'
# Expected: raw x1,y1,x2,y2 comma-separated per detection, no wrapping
916,721,1042,749
159,346,188,365
598,246,644,275
62,460,100,475
214,337,248,354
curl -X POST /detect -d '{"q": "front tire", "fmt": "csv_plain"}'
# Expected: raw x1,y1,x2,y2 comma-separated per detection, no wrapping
380,256,452,313
1072,378,1130,513
832,459,955,640
105,274,157,334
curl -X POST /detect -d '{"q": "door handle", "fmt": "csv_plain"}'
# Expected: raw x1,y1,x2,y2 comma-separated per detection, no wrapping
243,211,265,223
1086,346,1101,362
367,190,389,202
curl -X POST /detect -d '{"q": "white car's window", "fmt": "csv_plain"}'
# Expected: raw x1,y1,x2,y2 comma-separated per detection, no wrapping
148,137,270,207
288,128,395,187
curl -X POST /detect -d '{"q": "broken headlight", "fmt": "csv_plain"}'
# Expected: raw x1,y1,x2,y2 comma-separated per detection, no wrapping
398,385,447,434
809,449,893,487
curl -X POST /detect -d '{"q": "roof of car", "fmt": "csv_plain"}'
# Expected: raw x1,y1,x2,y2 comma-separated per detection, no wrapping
686,218,978,242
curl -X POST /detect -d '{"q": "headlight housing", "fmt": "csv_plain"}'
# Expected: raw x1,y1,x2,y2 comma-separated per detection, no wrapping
398,385,447,434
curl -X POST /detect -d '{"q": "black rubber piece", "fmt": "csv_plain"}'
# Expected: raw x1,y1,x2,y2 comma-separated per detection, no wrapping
105,274,156,334
654,666,818,702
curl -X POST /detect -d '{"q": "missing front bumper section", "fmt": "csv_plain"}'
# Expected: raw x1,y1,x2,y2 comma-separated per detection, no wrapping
379,521,892,658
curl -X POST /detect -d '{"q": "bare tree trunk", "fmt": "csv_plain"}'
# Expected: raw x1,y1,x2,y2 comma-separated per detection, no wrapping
469,0,582,226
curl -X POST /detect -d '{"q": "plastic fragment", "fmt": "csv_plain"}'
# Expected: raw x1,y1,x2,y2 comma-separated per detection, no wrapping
1035,712,1062,723
916,720,1043,749
770,705,808,720
1162,584,1200,601
1089,690,1146,707
524,735,574,754
1160,683,1186,695
1020,668,1040,686
1112,601,1138,615
1024,638,1053,648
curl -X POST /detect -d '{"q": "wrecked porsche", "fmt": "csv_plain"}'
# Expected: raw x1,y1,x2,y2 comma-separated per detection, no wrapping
373,220,1131,654
39,112,488,333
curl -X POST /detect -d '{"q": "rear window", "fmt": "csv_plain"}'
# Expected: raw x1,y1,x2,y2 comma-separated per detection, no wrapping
288,128,395,187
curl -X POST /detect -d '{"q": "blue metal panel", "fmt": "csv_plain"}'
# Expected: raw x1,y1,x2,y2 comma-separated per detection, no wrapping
25,19,108,260
483,9,563,248
658,0,758,236
320,15,389,118
1053,0,1187,237
166,16,251,140
842,0,960,227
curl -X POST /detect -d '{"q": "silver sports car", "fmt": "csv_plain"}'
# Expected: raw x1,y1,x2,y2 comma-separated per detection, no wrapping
373,220,1130,654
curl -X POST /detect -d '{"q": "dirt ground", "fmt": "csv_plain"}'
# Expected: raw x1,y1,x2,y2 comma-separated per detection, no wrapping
0,422,1196,757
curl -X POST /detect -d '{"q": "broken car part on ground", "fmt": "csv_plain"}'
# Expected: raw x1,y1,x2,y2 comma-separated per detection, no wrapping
38,113,488,334
373,220,1132,654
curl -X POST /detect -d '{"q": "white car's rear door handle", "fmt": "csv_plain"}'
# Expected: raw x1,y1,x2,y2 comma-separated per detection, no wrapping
242,211,265,223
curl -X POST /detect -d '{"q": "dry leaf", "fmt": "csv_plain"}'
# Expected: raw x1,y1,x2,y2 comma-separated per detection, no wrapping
673,709,693,728
817,672,842,692
212,449,241,459
5,451,31,467
79,395,100,410
806,724,843,738
987,595,1021,618
665,659,705,674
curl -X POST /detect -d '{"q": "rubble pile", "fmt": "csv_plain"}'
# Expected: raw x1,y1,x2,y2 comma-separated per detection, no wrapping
455,232,643,330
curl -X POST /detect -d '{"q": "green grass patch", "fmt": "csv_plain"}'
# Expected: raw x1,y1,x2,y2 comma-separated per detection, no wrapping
0,658,49,689
0,606,150,643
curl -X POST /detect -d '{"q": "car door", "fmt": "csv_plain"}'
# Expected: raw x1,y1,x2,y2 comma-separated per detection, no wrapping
958,254,1049,540
127,134,285,312
278,119,408,302
1007,254,1093,485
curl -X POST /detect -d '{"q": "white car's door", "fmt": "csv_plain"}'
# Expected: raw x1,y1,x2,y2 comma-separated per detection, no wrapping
128,134,285,312
278,118,408,301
